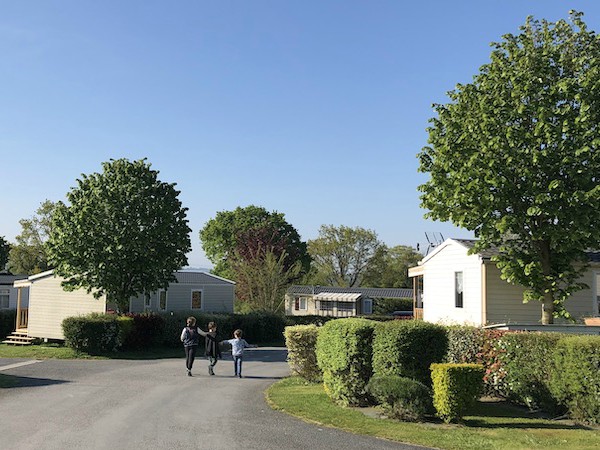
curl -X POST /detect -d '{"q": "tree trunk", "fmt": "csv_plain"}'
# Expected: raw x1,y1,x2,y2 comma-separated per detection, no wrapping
539,240,554,325
542,292,554,325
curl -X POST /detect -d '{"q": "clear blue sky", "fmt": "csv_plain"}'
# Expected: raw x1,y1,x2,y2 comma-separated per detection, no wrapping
1,1,598,268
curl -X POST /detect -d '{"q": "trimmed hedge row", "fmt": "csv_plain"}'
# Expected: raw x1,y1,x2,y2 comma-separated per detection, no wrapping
290,320,600,424
284,325,321,382
372,320,447,385
431,363,484,423
316,318,376,406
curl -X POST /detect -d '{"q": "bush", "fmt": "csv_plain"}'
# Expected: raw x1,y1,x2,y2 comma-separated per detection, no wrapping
284,325,321,382
445,325,486,364
366,375,433,422
316,318,376,406
498,332,563,413
122,313,166,350
62,313,121,354
0,309,16,340
549,335,600,424
373,298,413,315
116,315,134,346
285,315,339,327
372,320,447,385
430,363,484,423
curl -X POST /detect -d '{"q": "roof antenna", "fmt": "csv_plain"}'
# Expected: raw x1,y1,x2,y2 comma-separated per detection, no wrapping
424,232,445,255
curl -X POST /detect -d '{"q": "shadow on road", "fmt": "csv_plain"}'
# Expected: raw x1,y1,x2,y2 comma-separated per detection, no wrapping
0,373,69,389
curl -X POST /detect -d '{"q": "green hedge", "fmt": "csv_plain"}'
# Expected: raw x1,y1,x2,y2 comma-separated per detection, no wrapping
0,309,16,340
284,325,321,382
445,325,486,364
373,298,413,315
62,313,122,354
431,363,485,423
372,320,448,385
498,332,563,413
316,318,376,406
366,375,432,422
159,311,288,348
549,335,600,424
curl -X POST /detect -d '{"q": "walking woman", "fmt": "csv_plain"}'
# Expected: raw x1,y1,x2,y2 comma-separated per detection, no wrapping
180,316,200,376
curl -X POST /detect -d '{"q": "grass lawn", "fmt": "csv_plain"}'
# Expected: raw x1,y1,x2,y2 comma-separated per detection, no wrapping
0,344,183,360
266,377,600,450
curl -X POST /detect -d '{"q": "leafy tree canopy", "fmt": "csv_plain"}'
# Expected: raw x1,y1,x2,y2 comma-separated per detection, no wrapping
7,200,56,275
307,225,381,287
0,236,10,271
199,205,310,279
361,245,422,289
418,11,600,323
47,158,192,311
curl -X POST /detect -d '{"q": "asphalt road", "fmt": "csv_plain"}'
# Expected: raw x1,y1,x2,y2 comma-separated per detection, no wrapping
0,349,429,450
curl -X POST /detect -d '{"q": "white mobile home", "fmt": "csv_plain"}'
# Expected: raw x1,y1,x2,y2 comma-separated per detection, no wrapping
408,239,600,326
13,270,235,340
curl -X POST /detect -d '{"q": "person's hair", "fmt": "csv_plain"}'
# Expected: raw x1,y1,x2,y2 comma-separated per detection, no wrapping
234,329,243,338
208,321,216,331
186,317,196,327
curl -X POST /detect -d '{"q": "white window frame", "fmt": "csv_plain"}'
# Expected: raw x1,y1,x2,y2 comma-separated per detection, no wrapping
363,298,373,314
191,289,203,310
158,289,168,312
144,293,151,310
455,271,464,308
294,296,307,311
0,289,9,309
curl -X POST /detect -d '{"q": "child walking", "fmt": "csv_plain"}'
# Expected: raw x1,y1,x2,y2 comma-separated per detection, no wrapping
224,329,257,378
198,321,221,375
180,316,200,376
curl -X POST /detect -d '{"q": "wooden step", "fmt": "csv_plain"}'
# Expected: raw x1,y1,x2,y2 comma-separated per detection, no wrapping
2,331,35,346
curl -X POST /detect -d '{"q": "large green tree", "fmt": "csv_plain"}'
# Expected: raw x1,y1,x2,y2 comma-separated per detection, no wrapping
418,12,600,324
200,205,310,279
231,246,302,313
7,200,56,275
361,245,422,288
307,225,381,287
0,236,10,271
47,159,192,311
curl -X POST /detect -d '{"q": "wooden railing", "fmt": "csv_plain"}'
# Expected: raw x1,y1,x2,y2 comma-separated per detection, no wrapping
414,308,424,320
17,308,28,329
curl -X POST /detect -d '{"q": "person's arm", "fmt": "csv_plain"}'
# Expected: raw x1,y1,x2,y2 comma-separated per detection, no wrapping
180,328,187,342
197,328,208,337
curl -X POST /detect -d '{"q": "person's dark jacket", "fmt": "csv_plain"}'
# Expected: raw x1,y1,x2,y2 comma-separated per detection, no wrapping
204,331,221,358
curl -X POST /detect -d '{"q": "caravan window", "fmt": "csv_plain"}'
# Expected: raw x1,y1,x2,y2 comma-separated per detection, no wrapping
455,272,464,308
0,289,9,309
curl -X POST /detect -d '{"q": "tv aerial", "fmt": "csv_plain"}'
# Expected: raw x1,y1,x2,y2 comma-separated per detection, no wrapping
420,231,444,255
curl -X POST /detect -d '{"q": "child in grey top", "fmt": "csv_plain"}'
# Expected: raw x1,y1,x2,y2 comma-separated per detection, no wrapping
224,329,257,378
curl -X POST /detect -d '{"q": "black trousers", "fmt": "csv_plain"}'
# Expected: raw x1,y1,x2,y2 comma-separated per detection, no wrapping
185,345,197,370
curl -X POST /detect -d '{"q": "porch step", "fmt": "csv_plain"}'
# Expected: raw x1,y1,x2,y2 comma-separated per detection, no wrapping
2,331,34,346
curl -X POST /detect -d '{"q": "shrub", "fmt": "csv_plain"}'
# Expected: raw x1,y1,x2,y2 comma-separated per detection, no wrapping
478,329,512,397
366,375,433,422
62,313,121,354
445,325,486,364
498,332,563,413
122,312,166,350
316,318,376,406
0,309,16,340
430,363,484,423
116,316,134,347
372,320,447,385
284,325,321,382
549,335,600,424
285,315,340,327
373,298,413,315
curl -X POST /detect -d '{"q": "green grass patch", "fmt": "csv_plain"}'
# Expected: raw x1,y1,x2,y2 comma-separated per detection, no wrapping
266,377,600,450
0,344,184,360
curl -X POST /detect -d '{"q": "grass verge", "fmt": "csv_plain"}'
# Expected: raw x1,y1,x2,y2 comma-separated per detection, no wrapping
266,377,600,450
0,344,183,360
